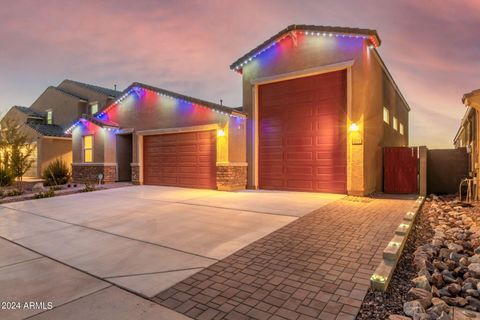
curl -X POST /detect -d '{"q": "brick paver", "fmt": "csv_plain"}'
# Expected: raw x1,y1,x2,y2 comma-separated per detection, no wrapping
154,196,415,320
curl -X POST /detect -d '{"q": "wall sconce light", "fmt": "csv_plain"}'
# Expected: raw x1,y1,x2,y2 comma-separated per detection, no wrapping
349,123,359,132
350,122,362,145
217,129,225,137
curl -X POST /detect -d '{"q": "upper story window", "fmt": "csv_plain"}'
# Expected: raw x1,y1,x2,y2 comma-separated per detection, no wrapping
46,110,53,124
399,123,404,135
83,135,93,163
393,117,398,131
90,103,98,115
383,107,389,124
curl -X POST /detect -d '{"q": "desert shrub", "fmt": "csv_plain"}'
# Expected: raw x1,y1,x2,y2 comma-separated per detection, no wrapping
4,189,23,197
42,159,70,186
33,188,55,199
0,168,14,187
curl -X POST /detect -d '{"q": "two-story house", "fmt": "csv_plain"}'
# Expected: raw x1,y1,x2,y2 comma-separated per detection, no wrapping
1,80,121,177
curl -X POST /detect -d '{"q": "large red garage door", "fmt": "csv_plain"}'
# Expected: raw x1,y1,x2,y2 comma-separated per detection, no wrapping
258,70,347,193
143,130,216,189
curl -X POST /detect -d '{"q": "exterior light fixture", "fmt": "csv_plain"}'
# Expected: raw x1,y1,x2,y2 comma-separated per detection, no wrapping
217,129,225,137
349,123,359,132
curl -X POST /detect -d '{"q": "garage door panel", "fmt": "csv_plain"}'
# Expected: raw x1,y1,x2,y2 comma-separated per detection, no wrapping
259,70,346,193
143,130,216,189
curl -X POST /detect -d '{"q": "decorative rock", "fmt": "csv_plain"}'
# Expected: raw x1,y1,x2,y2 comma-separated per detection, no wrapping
404,300,426,317
467,296,480,312
448,243,464,253
412,275,432,291
468,263,480,275
388,315,410,320
447,283,462,295
469,255,480,264
32,183,45,192
437,311,452,320
442,296,467,307
408,288,432,309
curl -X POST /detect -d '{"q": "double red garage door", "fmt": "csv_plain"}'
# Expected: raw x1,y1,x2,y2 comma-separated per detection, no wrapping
143,130,216,189
259,71,347,193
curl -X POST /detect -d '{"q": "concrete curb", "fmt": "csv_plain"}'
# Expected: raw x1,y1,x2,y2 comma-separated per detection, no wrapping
370,195,425,291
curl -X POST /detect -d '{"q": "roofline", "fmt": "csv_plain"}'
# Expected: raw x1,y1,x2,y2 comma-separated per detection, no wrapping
62,79,122,98
453,106,475,143
12,106,43,119
230,24,381,71
26,123,68,137
97,82,247,118
371,49,411,112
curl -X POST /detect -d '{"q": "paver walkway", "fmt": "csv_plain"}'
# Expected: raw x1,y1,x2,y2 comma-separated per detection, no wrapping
154,196,415,320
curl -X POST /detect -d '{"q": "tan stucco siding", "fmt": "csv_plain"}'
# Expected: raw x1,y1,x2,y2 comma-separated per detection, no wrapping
57,81,115,112
30,87,85,128
72,123,107,163
1,108,29,127
39,138,72,177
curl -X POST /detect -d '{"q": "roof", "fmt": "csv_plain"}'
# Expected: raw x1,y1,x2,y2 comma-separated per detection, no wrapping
99,82,247,117
13,106,43,118
62,79,122,98
50,86,88,101
453,106,475,143
82,114,119,128
27,123,67,137
230,24,381,71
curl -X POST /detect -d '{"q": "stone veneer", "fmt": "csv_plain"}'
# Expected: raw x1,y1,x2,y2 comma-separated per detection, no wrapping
72,164,117,184
216,164,247,191
131,164,140,185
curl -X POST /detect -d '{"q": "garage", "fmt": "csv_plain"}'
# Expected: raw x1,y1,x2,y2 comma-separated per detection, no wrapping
258,70,347,193
143,130,217,189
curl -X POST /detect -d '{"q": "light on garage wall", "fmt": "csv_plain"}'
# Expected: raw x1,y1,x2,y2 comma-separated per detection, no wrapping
349,123,359,132
217,129,225,137
349,122,362,145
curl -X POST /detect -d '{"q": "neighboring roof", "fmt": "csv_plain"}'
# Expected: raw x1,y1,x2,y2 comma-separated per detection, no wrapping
13,106,43,118
99,82,247,117
27,123,67,137
230,24,381,70
50,86,88,101
62,79,122,98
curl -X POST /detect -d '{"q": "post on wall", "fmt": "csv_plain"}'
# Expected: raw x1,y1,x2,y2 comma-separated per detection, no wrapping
419,146,427,196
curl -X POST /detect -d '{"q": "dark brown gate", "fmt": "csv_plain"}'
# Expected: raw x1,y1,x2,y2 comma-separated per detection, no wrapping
384,147,418,194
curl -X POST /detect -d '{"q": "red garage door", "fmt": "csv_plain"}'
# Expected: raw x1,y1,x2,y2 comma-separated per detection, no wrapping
259,71,347,193
143,130,216,189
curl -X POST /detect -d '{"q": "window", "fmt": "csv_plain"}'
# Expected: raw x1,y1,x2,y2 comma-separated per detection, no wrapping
47,110,53,124
90,103,98,115
383,107,389,124
83,135,93,163
393,117,398,131
399,123,404,135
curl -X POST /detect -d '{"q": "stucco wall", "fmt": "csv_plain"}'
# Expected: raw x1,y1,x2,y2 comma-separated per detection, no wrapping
1,108,29,127
57,80,115,112
30,87,85,128
240,33,409,195
39,138,72,177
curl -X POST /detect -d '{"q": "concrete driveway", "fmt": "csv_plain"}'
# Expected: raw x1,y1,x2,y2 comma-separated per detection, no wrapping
0,185,342,319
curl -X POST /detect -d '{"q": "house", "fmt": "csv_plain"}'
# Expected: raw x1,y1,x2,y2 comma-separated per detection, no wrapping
69,24,410,195
231,25,409,195
454,89,480,180
1,80,121,177
67,83,247,190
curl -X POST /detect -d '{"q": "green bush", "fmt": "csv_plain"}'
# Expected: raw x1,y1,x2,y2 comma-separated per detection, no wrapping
0,168,14,187
33,188,55,199
42,159,70,186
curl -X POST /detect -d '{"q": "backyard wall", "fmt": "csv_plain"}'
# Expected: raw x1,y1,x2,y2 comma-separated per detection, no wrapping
427,148,468,194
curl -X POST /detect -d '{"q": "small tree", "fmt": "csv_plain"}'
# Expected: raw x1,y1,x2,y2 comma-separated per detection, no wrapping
0,119,36,183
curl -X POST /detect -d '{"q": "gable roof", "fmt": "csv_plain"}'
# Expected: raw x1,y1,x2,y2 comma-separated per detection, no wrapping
27,123,67,137
98,82,247,118
230,24,381,71
51,86,88,101
14,106,43,118
62,79,122,98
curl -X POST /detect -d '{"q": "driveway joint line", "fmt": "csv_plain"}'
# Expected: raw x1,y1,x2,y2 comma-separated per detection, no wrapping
104,267,205,279
22,285,113,320
0,256,43,270
3,206,219,262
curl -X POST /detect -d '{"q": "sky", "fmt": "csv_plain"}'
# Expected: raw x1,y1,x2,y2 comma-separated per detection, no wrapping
0,0,478,148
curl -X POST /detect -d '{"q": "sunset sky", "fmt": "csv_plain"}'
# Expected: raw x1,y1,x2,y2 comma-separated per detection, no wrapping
0,0,478,148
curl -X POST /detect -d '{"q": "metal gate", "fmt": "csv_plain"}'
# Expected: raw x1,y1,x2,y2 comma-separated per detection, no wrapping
384,147,418,194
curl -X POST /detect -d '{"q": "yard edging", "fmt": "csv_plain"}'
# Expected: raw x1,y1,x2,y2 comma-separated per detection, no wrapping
371,195,425,291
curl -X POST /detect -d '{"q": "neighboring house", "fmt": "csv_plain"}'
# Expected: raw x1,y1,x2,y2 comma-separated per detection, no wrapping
1,80,121,177
69,24,410,195
454,89,480,179
231,25,409,195
68,83,247,190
